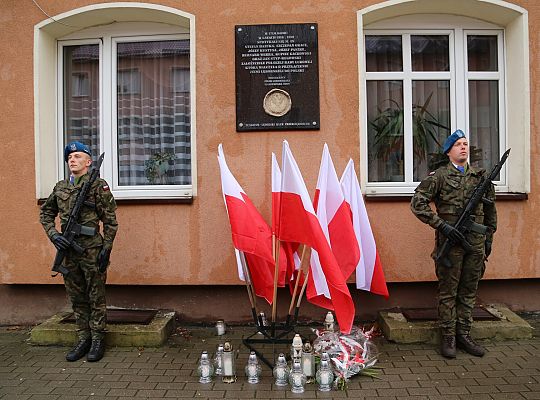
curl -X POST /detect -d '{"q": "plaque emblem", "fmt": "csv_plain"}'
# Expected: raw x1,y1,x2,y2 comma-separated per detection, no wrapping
263,89,292,117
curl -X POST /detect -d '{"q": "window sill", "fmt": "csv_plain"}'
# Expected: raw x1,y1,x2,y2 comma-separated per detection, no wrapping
364,193,528,202
37,197,194,206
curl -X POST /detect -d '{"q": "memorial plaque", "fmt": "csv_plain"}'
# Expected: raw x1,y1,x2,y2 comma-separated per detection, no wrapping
235,23,319,131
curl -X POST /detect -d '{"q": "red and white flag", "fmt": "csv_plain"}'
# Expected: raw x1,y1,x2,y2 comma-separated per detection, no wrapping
271,153,282,237
272,153,301,287
278,141,355,334
217,144,275,303
311,144,360,286
340,159,389,298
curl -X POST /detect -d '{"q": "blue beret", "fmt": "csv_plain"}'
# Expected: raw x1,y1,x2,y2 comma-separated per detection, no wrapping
64,141,92,162
442,129,466,154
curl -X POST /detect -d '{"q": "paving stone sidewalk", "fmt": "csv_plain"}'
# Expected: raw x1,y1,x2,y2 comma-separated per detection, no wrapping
0,314,539,400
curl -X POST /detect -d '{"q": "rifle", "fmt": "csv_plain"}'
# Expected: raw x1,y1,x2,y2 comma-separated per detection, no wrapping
51,153,105,276
435,149,510,268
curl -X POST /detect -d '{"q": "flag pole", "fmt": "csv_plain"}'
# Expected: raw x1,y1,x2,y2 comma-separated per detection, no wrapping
292,268,310,325
239,251,261,330
286,245,311,326
271,236,280,337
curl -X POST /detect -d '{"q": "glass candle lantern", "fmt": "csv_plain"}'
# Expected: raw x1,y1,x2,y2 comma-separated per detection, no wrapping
289,359,307,393
320,351,330,362
221,342,236,383
324,312,335,332
216,320,226,336
197,351,214,383
316,358,334,391
244,351,262,384
273,353,289,386
291,333,303,360
259,312,269,326
301,342,315,383
213,344,224,376
257,312,268,335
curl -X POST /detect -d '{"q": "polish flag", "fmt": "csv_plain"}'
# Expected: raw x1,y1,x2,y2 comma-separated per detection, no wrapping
272,153,301,287
311,144,360,285
278,141,355,334
217,144,275,303
340,159,389,298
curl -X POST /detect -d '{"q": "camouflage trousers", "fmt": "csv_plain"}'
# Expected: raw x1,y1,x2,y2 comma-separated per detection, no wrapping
63,247,107,340
434,233,486,336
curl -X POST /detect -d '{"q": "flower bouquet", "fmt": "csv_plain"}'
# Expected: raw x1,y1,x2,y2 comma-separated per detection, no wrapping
312,325,381,390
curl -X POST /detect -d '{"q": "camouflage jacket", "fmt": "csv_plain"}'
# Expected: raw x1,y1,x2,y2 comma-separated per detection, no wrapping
410,162,497,241
40,174,118,250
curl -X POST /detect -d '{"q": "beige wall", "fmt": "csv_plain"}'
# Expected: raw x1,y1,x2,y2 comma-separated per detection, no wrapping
0,0,538,286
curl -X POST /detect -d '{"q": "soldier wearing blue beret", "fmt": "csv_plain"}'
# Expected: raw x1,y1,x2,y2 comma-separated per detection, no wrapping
411,130,497,359
40,141,118,362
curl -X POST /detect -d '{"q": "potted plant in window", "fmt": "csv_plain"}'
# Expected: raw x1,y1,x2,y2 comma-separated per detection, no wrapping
144,152,176,184
370,93,450,175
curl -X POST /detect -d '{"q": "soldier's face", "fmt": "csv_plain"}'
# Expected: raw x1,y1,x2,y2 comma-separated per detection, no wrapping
68,152,92,176
447,138,469,165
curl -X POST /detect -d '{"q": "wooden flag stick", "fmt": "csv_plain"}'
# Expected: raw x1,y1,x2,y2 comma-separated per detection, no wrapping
292,268,310,325
239,251,259,327
288,245,311,316
295,268,310,308
271,236,281,325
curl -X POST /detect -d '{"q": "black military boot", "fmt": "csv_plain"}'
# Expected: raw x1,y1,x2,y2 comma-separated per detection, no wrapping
456,334,485,357
87,339,105,362
440,335,456,358
65,338,91,362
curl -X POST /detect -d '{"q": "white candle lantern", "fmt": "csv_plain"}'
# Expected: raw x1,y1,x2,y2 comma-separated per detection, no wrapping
273,353,289,386
216,320,226,336
291,333,303,360
301,342,315,383
197,351,214,383
324,312,335,332
289,359,307,393
221,342,236,383
213,344,224,376
316,357,334,391
244,351,262,384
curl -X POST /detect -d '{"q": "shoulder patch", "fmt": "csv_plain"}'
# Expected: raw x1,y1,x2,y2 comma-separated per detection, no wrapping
102,184,110,191
429,171,435,176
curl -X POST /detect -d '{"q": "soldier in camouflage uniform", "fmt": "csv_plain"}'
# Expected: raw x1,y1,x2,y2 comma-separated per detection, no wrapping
410,130,497,358
40,142,118,362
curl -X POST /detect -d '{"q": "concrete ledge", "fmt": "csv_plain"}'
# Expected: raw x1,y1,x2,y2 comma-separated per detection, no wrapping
30,310,175,347
378,304,533,344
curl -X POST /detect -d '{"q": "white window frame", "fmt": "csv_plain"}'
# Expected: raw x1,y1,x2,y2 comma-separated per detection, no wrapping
34,4,196,200
357,4,530,197
57,26,194,199
363,25,506,195
365,29,455,192
463,30,506,186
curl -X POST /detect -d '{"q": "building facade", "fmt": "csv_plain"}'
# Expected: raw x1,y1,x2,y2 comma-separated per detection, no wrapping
0,0,538,325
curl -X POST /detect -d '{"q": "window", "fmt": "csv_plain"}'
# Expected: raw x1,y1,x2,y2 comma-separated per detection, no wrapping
363,27,504,193
58,27,193,198
63,43,100,176
171,67,190,93
71,72,90,97
34,4,195,200
357,3,530,196
117,69,141,95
